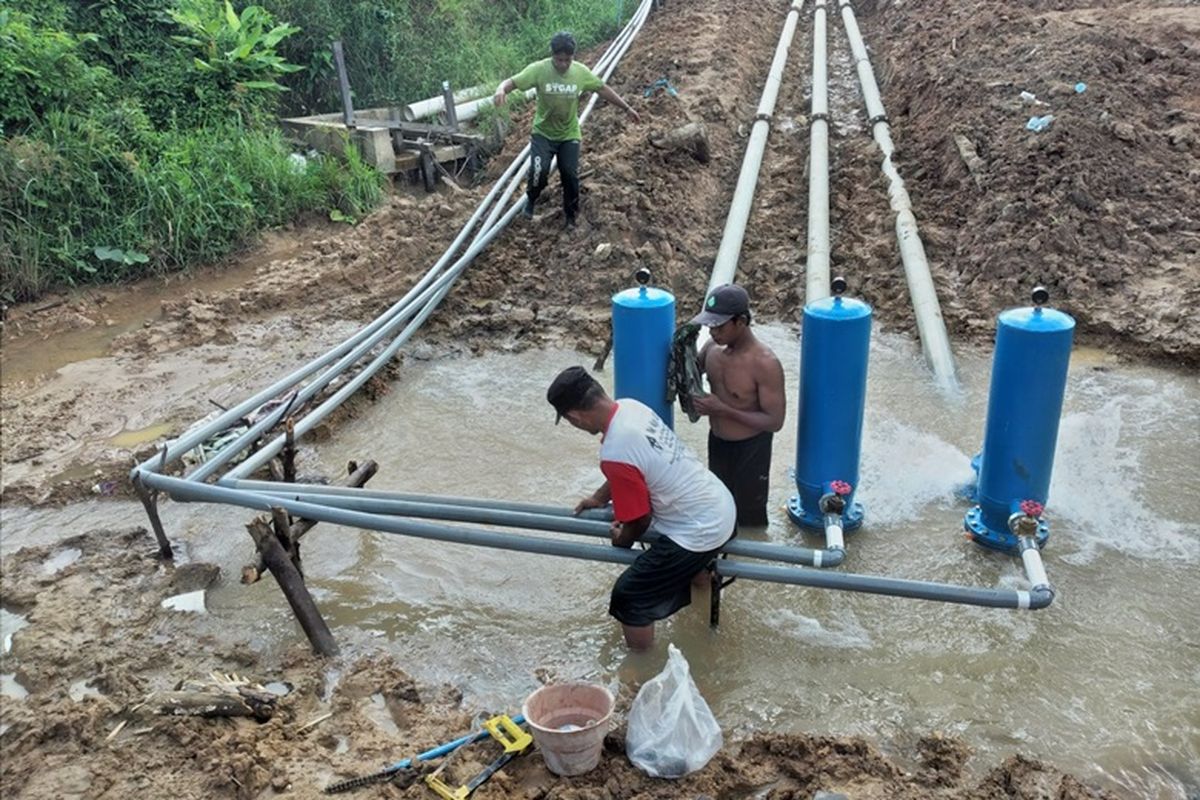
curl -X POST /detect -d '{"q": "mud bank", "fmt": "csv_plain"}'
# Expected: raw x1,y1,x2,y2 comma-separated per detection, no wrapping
0,528,1120,800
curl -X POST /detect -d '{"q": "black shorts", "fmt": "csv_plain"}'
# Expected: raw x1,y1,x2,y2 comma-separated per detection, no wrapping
708,430,773,527
608,536,726,627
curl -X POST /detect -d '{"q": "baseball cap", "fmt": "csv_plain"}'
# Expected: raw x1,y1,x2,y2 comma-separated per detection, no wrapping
547,366,600,424
691,284,749,327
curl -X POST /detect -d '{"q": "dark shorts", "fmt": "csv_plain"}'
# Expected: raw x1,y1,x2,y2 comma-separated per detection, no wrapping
608,535,727,627
708,430,773,527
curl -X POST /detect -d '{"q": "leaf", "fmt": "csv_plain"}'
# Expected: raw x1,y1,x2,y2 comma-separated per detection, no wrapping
224,0,240,31
126,250,150,264
94,245,123,262
239,80,285,92
328,209,352,223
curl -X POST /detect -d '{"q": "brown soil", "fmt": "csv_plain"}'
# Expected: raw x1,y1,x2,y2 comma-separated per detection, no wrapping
2,0,1195,796
0,528,1119,800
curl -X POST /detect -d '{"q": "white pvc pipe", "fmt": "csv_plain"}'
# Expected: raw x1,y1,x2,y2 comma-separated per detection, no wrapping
806,0,832,303
823,513,845,551
1020,540,1051,590
403,84,489,122
838,0,958,393
709,0,806,292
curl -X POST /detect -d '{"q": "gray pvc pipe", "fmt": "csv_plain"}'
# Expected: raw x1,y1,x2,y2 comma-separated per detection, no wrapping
837,0,958,394
144,472,1050,610
224,486,832,568
806,0,832,303
719,559,1053,609
709,0,805,292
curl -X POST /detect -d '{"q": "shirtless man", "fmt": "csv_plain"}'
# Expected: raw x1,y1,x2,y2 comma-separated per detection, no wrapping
690,284,786,527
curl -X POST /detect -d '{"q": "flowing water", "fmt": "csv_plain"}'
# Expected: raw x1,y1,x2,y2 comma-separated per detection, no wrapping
2,324,1197,799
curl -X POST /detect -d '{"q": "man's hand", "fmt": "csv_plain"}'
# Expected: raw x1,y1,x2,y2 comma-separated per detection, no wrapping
609,521,634,548
493,82,509,108
692,393,728,417
574,494,607,515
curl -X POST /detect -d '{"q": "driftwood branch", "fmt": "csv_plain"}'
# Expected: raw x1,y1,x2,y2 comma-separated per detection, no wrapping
248,515,339,656
242,460,378,583
152,687,278,721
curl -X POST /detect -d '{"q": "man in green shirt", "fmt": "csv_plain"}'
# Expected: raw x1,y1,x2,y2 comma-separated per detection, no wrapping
493,31,640,229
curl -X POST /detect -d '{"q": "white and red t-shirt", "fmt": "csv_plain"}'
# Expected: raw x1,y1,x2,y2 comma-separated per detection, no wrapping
600,399,735,552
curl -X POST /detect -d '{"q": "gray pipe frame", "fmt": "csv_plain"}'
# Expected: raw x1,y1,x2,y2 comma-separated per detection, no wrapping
225,486,835,568
805,0,832,304
837,0,958,394
144,471,1049,610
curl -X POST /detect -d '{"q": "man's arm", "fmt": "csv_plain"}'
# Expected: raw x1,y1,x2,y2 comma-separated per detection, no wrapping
610,513,651,548
597,85,641,122
574,481,612,514
493,78,514,107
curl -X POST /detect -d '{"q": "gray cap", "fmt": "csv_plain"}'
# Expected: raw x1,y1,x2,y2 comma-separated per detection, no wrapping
691,284,749,327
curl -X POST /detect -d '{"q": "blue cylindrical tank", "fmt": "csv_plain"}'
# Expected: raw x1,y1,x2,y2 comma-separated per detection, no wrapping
964,305,1074,552
787,296,872,531
612,283,675,428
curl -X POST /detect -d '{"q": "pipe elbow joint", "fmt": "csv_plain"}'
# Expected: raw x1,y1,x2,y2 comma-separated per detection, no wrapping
822,546,846,567
1029,585,1056,609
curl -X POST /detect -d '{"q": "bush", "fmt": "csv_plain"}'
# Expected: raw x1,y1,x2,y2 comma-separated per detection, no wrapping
264,0,628,116
0,109,382,300
0,9,115,134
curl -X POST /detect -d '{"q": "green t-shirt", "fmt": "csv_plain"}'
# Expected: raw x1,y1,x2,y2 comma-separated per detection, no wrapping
512,58,605,142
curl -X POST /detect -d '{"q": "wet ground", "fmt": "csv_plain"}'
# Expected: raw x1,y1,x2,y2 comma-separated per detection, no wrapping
2,0,1198,798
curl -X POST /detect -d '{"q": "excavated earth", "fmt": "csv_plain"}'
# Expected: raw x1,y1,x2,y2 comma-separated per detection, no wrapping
2,0,1196,797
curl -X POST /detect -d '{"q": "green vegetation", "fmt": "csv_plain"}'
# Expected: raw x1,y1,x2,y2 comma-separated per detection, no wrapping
1,0,627,302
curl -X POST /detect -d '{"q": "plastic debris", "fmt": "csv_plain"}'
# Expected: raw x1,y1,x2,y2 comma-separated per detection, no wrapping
1026,114,1055,133
642,77,679,98
1075,82,1087,94
1019,90,1050,106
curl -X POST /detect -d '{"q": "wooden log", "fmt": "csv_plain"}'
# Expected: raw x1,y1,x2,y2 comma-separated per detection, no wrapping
332,41,355,129
248,516,340,656
132,475,174,560
242,459,379,583
283,417,297,484
152,687,277,722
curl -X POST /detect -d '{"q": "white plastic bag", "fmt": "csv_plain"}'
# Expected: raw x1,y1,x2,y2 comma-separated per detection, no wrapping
624,644,723,778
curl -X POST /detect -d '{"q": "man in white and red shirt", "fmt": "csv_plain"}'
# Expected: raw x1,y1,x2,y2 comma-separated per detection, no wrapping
547,366,736,650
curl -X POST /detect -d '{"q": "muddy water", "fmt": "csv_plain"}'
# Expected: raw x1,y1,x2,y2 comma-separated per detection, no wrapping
1,324,1197,799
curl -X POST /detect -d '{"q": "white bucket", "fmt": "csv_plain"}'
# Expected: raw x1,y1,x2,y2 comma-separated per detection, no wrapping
522,682,614,776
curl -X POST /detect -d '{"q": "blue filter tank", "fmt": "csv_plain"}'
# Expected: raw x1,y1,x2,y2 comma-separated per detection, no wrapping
612,277,675,428
965,299,1074,552
787,295,872,530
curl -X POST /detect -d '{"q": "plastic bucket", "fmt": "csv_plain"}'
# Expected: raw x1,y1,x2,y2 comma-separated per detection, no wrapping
522,682,614,776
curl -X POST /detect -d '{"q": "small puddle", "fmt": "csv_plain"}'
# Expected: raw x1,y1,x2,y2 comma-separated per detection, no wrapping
41,547,82,575
161,590,207,613
69,679,103,702
1,608,30,654
109,422,175,449
1,674,28,700
365,693,401,736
